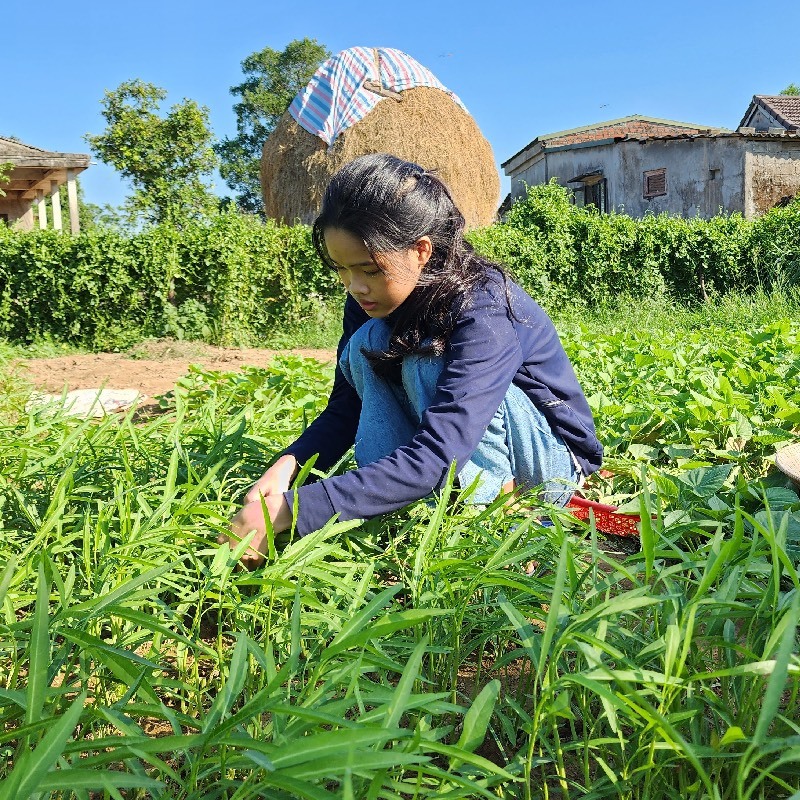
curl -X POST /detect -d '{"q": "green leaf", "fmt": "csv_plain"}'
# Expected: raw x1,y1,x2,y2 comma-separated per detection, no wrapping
26,563,51,730
0,693,87,800
203,633,250,734
718,726,747,747
455,679,500,756
538,536,568,679
752,594,800,746
322,608,449,661
676,464,734,499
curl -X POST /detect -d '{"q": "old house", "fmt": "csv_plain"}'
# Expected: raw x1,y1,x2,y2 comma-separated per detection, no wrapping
0,137,90,232
502,99,800,219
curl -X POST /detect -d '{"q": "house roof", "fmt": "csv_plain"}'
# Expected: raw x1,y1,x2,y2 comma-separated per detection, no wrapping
0,136,91,167
620,130,800,143
1,136,90,203
502,115,726,168
738,95,800,131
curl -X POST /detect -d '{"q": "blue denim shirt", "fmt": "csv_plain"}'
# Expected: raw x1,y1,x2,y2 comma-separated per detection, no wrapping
284,273,602,535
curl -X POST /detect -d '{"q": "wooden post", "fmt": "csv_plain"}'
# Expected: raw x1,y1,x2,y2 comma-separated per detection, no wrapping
37,189,47,229
66,169,80,234
50,180,63,231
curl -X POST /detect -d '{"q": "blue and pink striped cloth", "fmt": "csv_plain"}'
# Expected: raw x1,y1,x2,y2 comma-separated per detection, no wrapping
288,47,467,147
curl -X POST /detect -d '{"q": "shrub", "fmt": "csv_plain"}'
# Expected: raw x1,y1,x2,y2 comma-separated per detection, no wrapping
0,212,339,349
1,189,798,350
469,181,795,307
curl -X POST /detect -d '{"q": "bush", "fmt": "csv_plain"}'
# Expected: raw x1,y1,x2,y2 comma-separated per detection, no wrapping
0,226,168,349
468,181,797,307
0,212,339,349
1,189,798,350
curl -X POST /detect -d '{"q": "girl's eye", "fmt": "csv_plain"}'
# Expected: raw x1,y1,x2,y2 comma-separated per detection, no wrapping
363,270,381,277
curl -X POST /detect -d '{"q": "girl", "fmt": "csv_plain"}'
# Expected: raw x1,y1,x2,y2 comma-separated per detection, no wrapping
228,154,602,565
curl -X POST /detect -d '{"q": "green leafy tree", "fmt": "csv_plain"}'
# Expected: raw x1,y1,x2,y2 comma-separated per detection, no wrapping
86,80,218,225
216,38,330,215
0,162,11,197
780,83,800,96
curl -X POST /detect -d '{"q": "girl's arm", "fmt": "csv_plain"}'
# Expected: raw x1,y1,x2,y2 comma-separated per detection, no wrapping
245,453,299,503
226,297,369,565
285,280,529,534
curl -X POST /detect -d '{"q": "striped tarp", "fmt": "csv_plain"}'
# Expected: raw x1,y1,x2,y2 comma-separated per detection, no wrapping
288,47,467,147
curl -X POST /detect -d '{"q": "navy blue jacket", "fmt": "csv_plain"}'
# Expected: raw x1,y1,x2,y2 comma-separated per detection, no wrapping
284,274,602,535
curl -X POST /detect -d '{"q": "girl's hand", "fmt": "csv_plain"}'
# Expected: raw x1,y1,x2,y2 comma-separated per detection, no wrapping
223,494,293,568
245,454,299,504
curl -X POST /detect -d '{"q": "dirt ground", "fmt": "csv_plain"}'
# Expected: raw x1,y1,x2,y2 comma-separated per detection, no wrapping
14,339,336,402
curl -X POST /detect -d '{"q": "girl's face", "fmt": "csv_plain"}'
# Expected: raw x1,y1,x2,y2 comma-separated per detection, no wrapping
324,228,432,318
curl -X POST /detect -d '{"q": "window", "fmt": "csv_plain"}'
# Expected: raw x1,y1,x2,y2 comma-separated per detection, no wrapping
643,168,667,199
584,179,608,213
568,170,608,213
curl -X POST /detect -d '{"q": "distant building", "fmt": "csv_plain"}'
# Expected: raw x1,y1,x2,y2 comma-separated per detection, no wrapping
739,94,800,133
502,103,800,219
0,137,90,232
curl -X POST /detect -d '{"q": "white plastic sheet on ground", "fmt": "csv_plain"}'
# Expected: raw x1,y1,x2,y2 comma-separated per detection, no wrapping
26,388,144,418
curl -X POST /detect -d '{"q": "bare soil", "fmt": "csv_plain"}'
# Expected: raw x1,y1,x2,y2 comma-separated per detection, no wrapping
13,339,336,402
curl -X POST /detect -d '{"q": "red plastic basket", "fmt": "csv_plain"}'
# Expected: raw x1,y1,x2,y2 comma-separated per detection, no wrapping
566,496,641,538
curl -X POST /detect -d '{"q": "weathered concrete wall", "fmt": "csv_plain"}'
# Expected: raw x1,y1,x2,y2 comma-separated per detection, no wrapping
744,141,800,216
614,137,746,217
508,154,548,199
507,135,800,219
746,106,783,132
0,198,34,230
511,137,746,217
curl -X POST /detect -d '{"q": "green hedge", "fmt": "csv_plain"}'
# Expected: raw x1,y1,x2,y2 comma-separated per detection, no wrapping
469,181,800,307
0,213,338,349
1,183,798,349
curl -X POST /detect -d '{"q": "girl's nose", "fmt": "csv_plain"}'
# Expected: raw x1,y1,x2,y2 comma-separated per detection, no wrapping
348,276,368,296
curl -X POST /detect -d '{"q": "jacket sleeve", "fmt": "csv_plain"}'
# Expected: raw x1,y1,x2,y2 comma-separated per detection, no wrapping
283,296,368,472
285,281,525,535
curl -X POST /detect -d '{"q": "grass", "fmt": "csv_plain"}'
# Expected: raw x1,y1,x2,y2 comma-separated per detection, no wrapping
7,286,800,363
549,284,800,337
1,302,800,798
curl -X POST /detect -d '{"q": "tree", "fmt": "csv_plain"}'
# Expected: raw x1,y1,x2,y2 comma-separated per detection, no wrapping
780,84,800,96
86,80,218,225
0,162,10,197
216,38,330,215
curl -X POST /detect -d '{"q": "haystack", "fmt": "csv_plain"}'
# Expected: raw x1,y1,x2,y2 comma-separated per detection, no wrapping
260,87,500,229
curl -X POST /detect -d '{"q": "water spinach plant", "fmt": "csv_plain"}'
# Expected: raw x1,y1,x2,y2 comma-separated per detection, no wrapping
1,321,799,799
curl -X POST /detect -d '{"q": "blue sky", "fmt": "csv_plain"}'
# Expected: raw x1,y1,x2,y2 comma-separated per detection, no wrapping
4,0,799,208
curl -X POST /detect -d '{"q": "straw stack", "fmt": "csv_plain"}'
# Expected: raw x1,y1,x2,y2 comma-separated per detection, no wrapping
260,87,500,230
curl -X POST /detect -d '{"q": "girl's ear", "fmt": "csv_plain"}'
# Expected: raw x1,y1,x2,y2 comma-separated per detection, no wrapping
415,236,433,268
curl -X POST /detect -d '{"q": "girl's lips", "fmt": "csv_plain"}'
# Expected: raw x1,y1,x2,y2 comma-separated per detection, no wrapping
359,301,377,311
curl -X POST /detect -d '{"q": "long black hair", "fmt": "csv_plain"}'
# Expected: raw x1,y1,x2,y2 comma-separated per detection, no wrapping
312,153,505,379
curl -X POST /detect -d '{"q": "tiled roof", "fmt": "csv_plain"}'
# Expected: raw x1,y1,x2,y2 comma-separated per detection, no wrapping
0,136,90,165
623,130,800,143
0,136,50,156
502,115,725,167
738,95,800,131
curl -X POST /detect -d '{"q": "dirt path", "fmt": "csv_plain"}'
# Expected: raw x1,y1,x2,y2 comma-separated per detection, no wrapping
14,340,336,400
